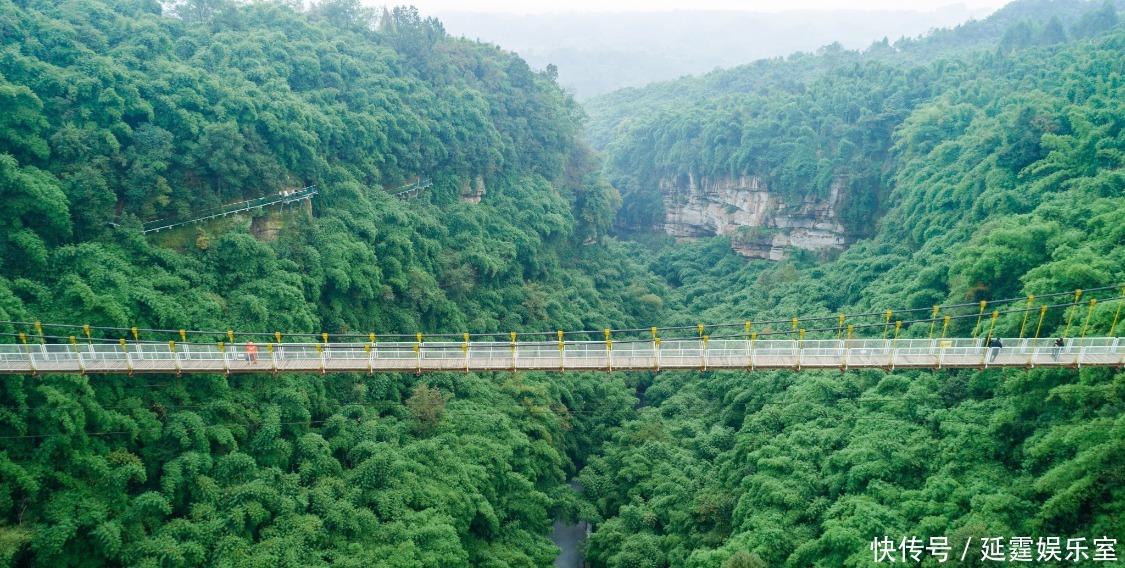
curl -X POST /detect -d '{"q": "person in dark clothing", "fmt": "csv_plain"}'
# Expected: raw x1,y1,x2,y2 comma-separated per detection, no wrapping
1052,337,1064,361
988,337,1003,362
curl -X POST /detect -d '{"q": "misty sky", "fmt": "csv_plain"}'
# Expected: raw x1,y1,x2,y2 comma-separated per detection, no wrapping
415,0,1011,14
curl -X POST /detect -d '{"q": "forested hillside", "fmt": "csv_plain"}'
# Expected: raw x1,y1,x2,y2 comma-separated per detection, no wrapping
0,0,660,565
578,1,1125,565
4,0,1125,566
586,0,1125,150
598,0,1122,236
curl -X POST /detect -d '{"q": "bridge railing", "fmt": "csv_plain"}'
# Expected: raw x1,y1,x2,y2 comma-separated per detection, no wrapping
142,187,317,234
0,337,1122,374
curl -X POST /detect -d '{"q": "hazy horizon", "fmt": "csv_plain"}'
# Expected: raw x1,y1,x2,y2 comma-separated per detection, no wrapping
434,4,1005,98
409,0,1009,15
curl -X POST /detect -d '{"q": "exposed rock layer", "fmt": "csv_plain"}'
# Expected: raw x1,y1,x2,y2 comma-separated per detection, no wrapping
661,174,849,260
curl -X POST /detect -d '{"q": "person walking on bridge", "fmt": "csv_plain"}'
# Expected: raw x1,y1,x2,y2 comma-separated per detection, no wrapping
246,340,259,364
988,337,1003,362
1052,337,1064,361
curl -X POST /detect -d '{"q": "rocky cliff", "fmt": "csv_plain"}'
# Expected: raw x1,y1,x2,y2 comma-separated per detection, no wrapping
661,174,849,260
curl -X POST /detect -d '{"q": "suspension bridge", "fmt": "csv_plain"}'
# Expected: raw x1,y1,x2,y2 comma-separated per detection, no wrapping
1,336,1123,376
1,286,1123,376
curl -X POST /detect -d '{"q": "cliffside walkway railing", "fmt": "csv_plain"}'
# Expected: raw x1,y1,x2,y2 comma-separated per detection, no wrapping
1,337,1122,376
389,178,432,200
142,186,317,234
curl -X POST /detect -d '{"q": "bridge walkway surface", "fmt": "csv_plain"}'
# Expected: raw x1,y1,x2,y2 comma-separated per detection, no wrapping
1,337,1121,375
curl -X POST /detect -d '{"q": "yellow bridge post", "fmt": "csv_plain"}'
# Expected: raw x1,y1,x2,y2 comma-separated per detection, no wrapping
1075,299,1098,367
559,331,566,372
889,321,902,369
465,333,472,373
1028,305,1049,367
70,336,85,374
972,301,987,338
1018,296,1034,338
370,333,377,373
1034,305,1048,339
605,329,612,373
982,311,999,367
797,329,805,371
745,321,753,365
170,340,180,374
120,338,132,374
18,333,35,374
218,340,228,374
749,332,758,371
1115,288,1125,366
1110,285,1125,336
986,310,999,341
1080,299,1097,339
1063,289,1082,338
701,335,709,372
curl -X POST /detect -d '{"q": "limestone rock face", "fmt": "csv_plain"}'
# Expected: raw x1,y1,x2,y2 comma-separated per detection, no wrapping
461,175,486,204
660,174,848,260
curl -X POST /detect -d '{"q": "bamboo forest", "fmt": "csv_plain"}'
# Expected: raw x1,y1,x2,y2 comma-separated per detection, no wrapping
0,0,1122,566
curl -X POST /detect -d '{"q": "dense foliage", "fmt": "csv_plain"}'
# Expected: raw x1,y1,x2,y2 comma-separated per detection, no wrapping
577,2,1125,566
3,0,1125,566
0,0,654,565
585,0,1124,150
594,0,1122,235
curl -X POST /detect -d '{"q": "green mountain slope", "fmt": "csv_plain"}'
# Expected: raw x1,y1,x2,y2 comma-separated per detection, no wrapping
576,2,1125,566
598,0,1122,238
585,0,1123,151
0,1,662,565
3,0,1125,566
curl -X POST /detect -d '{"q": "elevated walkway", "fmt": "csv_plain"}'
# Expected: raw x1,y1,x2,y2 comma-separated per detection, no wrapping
0,337,1119,376
142,186,317,234
389,178,432,200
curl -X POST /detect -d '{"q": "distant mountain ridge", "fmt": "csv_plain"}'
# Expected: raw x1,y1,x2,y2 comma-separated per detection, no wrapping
438,6,993,99
583,0,1125,150
588,0,1123,264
